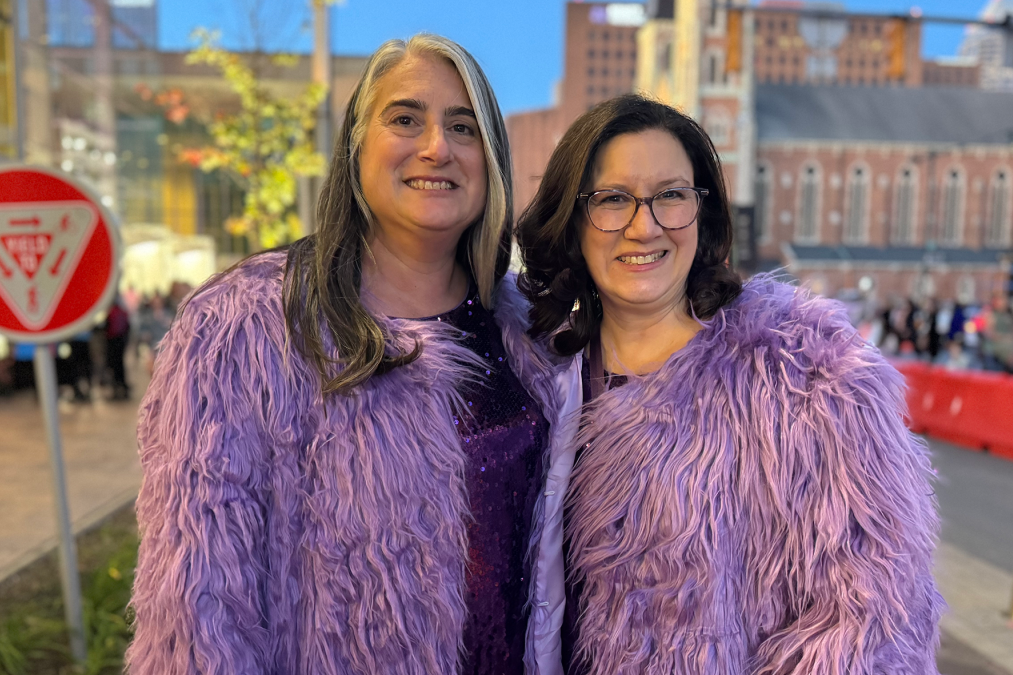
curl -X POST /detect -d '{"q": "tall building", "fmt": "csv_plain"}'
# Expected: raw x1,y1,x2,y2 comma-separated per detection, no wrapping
0,0,16,159
48,44,369,249
960,0,1013,91
508,2,645,215
752,1,923,86
635,0,758,265
111,0,158,50
47,0,157,49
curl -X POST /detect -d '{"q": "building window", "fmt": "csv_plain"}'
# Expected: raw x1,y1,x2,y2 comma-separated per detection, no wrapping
588,67,595,77
893,166,917,245
588,49,595,59
755,164,773,241
844,165,870,244
704,110,731,147
987,169,1012,247
797,164,822,243
940,168,965,246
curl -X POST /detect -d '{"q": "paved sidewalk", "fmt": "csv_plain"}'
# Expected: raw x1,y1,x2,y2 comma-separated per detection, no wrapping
936,541,1013,673
0,388,142,581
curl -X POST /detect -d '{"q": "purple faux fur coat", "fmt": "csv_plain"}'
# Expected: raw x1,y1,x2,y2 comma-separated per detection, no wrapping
566,276,945,674
125,252,582,675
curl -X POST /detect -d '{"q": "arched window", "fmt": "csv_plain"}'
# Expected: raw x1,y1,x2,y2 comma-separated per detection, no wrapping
892,165,917,245
844,164,870,244
940,168,965,246
705,49,725,85
797,163,822,243
704,109,731,147
987,169,1011,248
754,163,773,242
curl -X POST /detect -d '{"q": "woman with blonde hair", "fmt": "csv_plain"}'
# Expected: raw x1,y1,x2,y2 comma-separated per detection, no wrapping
127,34,581,675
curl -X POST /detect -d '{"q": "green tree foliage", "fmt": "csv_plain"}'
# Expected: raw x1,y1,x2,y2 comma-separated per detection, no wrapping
175,28,328,249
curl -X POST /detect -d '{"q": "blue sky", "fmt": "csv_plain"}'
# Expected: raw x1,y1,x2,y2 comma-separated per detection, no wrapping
158,0,992,116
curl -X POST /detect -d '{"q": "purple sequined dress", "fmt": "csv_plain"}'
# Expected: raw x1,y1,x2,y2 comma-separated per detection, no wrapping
425,286,550,675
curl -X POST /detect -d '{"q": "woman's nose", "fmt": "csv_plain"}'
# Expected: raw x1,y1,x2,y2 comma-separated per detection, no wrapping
418,124,451,164
624,200,663,240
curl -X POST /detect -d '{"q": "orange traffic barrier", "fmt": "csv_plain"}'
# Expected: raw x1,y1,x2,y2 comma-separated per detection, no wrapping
894,360,1013,461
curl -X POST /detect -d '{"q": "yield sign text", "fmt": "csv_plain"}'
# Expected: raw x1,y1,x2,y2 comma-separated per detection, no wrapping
0,202,98,330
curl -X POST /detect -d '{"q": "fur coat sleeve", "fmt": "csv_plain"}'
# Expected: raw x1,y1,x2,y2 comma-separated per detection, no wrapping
741,281,943,674
126,257,297,674
567,277,944,675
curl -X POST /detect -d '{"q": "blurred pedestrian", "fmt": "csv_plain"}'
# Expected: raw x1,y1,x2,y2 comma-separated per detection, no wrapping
137,294,173,374
68,330,93,402
104,297,131,400
981,291,1013,373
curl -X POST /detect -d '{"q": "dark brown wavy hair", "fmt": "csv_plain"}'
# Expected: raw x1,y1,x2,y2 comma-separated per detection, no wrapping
516,94,742,355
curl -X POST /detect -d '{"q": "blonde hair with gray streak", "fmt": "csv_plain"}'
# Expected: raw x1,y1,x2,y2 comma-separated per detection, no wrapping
284,34,514,395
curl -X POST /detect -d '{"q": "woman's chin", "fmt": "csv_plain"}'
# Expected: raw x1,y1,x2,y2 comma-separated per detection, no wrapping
605,284,680,312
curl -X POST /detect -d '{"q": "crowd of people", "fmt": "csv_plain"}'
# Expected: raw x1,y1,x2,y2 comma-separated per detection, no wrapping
0,281,191,400
857,290,1013,373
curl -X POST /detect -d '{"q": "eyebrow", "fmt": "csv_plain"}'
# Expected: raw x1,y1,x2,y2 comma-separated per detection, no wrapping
379,99,477,119
446,105,476,119
596,176,692,191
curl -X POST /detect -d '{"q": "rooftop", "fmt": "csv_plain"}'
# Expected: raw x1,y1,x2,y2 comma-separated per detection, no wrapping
756,85,1013,145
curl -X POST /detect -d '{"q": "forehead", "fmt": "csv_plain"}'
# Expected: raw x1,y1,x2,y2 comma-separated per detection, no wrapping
371,53,473,112
592,128,693,184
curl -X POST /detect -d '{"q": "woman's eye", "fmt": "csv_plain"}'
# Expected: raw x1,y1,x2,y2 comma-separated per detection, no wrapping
451,123,475,136
658,190,686,201
394,115,414,126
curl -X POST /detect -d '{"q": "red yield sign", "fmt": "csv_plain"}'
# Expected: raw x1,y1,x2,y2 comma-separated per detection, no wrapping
0,166,121,343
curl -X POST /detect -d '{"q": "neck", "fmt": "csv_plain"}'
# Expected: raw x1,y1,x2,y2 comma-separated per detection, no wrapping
597,295,702,375
360,226,469,318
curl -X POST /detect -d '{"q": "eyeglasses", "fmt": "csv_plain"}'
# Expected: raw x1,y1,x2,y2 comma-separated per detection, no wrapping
576,187,709,232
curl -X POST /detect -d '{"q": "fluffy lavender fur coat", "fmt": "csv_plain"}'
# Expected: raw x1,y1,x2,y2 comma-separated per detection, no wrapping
566,276,945,674
125,252,582,675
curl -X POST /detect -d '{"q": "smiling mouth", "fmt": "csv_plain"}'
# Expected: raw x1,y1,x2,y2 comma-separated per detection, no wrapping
405,179,457,190
617,251,667,265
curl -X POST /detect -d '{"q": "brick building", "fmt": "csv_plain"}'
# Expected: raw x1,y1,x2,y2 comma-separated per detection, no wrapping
507,2,645,215
754,85,1013,300
751,2,923,86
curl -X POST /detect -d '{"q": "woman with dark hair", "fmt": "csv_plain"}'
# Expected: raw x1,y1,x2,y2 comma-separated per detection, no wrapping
126,35,581,675
517,94,944,675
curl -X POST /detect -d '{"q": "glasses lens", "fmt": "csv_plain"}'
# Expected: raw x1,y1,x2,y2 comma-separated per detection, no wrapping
588,191,635,231
651,189,701,229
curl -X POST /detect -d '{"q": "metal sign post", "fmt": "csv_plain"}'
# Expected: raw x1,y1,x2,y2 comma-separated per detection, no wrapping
32,345,87,661
0,166,123,666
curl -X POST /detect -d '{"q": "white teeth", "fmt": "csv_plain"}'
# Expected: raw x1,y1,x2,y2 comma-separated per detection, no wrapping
407,179,454,190
619,252,665,265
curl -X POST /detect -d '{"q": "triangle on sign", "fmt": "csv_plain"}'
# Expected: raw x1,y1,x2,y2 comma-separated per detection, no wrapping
0,202,98,330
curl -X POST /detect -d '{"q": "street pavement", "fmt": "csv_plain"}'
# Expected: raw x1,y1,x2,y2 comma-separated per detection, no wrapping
1,375,1011,673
